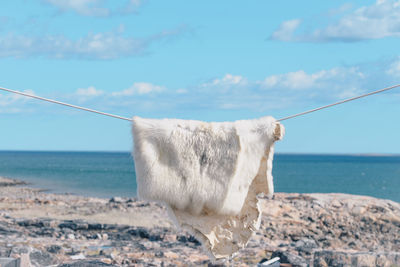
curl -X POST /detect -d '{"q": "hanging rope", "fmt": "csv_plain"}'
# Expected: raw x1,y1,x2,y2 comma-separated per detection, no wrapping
277,84,400,121
1,84,400,122
0,86,133,122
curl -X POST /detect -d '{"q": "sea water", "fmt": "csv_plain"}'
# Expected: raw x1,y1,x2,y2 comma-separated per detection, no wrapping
0,151,399,202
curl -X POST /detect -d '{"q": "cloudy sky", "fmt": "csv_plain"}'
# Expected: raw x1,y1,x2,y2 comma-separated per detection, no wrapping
1,0,400,153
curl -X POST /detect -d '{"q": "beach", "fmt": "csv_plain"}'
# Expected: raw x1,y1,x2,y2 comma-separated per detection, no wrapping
1,176,399,266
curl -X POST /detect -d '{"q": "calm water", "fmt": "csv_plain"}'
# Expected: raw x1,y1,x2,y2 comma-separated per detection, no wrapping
0,151,399,202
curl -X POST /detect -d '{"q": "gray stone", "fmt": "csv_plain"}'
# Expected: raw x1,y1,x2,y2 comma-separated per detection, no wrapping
271,251,308,267
295,238,318,254
87,223,102,230
30,250,57,267
46,245,62,254
0,258,20,267
109,197,123,203
313,250,400,267
58,220,88,231
57,260,116,267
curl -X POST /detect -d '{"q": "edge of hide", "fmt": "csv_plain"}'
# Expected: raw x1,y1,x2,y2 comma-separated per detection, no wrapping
164,204,227,263
274,122,285,140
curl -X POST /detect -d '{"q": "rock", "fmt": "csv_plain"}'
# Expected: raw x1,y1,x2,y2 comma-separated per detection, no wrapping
87,223,102,230
100,258,112,264
127,227,150,239
102,224,117,230
313,256,329,267
163,234,177,242
313,250,400,267
85,248,101,257
352,206,367,215
295,238,318,254
36,227,55,237
59,220,88,231
331,200,342,208
0,224,16,234
10,246,30,256
46,245,62,254
67,234,75,240
189,254,209,262
57,260,116,267
0,177,26,187
17,219,45,228
155,251,164,257
271,251,308,267
109,197,123,203
0,258,21,267
99,247,118,258
30,250,57,267
164,251,179,259
70,254,86,260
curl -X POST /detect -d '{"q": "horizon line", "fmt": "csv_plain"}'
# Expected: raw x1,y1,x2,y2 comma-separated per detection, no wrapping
0,150,399,157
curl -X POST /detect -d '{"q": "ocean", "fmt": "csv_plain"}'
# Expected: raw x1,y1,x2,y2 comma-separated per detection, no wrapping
0,151,399,203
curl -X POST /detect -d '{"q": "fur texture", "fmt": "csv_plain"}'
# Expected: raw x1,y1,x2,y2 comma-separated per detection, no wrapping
131,116,284,261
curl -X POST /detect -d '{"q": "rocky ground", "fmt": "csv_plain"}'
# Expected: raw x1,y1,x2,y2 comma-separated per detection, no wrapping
0,176,399,267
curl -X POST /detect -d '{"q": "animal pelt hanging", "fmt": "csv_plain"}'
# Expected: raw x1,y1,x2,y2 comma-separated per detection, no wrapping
131,116,284,261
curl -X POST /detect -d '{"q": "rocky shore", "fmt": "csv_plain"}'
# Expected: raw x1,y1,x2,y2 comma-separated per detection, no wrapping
0,176,399,266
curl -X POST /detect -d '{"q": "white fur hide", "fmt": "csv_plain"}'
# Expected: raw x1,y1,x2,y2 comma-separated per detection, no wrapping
131,116,284,261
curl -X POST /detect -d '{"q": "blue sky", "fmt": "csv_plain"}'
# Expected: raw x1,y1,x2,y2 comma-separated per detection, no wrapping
1,0,400,153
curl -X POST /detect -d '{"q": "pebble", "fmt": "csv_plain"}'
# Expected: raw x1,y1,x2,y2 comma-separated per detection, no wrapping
67,234,75,240
70,253,85,260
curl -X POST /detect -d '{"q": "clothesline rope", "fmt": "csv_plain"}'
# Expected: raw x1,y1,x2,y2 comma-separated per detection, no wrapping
1,84,400,122
0,86,133,122
277,83,400,121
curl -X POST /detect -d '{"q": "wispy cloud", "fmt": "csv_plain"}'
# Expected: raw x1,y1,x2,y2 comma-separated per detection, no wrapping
270,0,400,42
386,57,400,77
74,86,104,103
178,59,400,111
0,25,188,60
269,19,302,42
76,86,104,97
112,82,165,96
43,0,144,17
0,89,35,113
194,68,366,111
5,58,400,114
207,74,246,86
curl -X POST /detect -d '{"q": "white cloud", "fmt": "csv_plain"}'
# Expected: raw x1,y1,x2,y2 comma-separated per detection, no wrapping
76,86,103,97
43,0,144,17
118,0,144,15
88,61,399,113
386,58,400,77
199,74,247,94
264,70,316,90
0,25,185,60
0,89,35,113
269,19,301,42
112,82,165,96
198,67,366,111
270,0,400,42
3,58,399,114
176,89,188,94
263,67,365,91
211,74,245,86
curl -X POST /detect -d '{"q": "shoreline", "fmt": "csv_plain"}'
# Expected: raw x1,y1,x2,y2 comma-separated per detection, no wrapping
0,176,399,266
2,175,399,204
